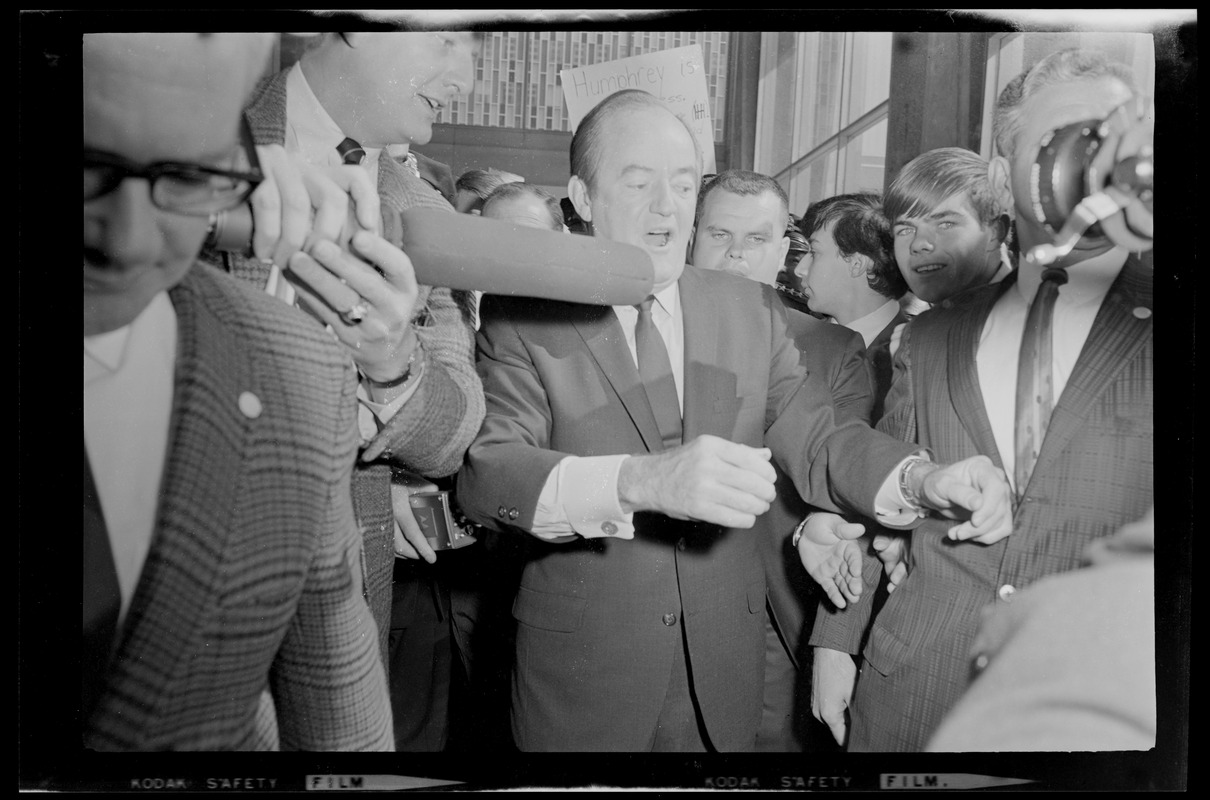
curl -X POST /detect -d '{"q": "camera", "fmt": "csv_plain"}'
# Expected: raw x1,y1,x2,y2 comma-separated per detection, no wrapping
407,490,478,551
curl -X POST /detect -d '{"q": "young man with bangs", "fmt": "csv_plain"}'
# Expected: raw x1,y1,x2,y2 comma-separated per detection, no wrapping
884,147,1011,305
807,50,1153,753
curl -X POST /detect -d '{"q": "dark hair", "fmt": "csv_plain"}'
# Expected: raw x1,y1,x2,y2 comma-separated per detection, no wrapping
800,192,906,300
696,169,790,230
569,89,700,192
993,48,1136,160
884,147,1002,229
481,182,564,231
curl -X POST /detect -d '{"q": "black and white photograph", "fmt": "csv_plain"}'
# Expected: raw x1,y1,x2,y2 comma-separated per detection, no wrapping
20,7,1192,792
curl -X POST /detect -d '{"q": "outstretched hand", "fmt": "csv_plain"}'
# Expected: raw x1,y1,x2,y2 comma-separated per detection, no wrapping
918,455,1014,544
795,513,867,609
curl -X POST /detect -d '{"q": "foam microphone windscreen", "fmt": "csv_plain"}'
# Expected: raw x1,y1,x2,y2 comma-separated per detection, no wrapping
390,208,654,306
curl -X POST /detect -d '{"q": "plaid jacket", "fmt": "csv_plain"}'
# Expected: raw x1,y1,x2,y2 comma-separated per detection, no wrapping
221,68,486,665
84,264,393,751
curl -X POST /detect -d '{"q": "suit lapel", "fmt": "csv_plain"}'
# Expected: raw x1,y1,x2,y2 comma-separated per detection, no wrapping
678,267,719,440
946,280,1013,470
1030,254,1152,487
114,269,255,692
571,304,664,453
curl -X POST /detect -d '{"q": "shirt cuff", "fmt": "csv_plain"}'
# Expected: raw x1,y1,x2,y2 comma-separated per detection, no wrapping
873,452,931,529
530,454,635,542
355,361,425,440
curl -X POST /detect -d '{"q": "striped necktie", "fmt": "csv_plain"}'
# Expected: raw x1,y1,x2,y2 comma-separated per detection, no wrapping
1013,267,1068,497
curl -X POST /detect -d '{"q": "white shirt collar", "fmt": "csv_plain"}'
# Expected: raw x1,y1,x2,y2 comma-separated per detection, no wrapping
845,298,901,348
991,249,1015,284
286,63,382,172
1016,246,1127,308
653,280,680,318
84,291,174,377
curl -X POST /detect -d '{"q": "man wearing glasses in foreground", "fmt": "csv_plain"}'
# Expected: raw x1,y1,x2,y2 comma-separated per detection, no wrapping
82,32,393,750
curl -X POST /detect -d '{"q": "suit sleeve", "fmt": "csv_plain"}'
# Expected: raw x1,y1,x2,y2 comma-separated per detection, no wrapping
828,327,876,425
361,285,486,477
763,288,917,519
272,359,394,752
457,295,570,533
808,322,920,654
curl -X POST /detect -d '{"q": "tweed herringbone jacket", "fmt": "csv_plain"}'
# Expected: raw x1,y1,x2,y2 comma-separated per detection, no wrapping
85,264,393,751
221,67,486,664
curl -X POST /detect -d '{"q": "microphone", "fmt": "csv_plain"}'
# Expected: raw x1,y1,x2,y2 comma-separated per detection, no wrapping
387,208,654,306
206,205,654,307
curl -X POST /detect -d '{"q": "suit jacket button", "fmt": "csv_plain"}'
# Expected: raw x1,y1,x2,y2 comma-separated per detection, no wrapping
662,613,677,626
601,521,618,536
498,505,508,518
997,583,1016,602
1133,306,1152,319
676,538,687,551
238,391,262,419
508,507,519,520
974,653,990,671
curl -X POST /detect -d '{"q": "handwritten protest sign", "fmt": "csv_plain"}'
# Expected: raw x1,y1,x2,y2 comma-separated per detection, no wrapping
560,44,717,175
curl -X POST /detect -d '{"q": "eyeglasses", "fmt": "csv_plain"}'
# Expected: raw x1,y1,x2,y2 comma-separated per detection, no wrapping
83,148,263,216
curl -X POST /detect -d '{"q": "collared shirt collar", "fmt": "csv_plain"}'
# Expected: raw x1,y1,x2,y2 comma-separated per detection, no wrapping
84,291,175,379
652,280,680,318
84,325,131,375
845,298,901,348
990,249,1015,284
1016,246,1127,308
285,62,382,173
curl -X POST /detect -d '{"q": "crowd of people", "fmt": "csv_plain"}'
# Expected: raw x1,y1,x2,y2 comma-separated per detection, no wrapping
81,31,1155,753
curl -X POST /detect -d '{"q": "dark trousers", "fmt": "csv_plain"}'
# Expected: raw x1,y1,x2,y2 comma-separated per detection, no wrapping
388,560,452,752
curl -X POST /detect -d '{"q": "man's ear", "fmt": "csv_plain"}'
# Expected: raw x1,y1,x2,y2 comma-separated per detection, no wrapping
568,175,593,223
776,235,791,271
848,252,870,279
988,213,1010,251
988,155,1014,216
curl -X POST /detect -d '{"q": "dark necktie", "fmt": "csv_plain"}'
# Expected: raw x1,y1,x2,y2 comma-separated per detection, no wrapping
634,297,682,450
336,136,367,166
1013,267,1068,497
83,440,121,721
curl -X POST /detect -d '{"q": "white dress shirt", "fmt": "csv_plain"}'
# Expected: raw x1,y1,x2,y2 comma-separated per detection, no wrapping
530,282,683,542
976,248,1127,493
528,279,921,542
283,63,418,439
84,292,176,624
846,299,901,349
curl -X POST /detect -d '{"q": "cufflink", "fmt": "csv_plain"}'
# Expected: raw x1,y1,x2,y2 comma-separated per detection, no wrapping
1133,306,1152,319
601,521,618,535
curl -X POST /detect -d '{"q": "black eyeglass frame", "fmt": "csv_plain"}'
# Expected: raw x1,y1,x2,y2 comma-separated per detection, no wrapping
83,147,264,216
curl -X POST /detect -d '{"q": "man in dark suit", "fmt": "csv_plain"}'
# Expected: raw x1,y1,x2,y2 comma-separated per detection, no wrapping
457,89,1014,752
692,170,872,751
83,32,392,750
797,192,910,420
810,49,1153,752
